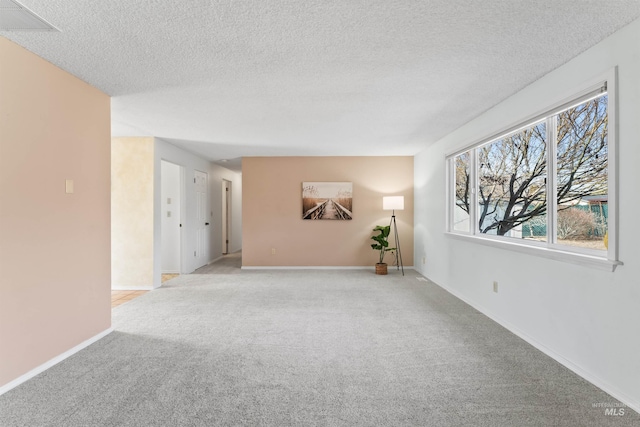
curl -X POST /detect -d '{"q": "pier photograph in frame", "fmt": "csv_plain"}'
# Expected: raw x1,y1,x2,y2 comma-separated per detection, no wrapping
302,182,353,220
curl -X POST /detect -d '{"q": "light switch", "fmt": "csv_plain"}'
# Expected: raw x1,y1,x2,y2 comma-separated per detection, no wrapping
167,211,172,217
65,179,74,194
167,198,172,204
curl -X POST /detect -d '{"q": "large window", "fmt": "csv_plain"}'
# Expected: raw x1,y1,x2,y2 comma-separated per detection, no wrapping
447,77,617,268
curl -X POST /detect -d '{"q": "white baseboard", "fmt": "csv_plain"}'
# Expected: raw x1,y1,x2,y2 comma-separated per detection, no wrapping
421,273,640,415
111,286,154,291
161,270,180,274
0,327,114,396
241,266,415,270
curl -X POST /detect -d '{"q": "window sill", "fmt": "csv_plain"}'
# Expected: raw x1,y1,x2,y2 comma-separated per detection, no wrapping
446,232,622,272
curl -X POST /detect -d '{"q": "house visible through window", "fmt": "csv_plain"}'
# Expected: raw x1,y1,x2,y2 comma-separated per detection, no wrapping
555,95,608,250
448,77,614,265
477,120,547,240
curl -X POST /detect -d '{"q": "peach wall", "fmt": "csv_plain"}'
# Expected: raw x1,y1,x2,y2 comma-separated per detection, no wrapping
242,156,413,267
0,38,111,387
111,137,155,289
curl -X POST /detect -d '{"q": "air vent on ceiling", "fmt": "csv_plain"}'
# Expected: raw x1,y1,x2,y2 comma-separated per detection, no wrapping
0,0,58,31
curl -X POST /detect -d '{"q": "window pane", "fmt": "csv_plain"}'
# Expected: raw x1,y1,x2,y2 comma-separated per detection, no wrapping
556,95,608,251
453,152,470,232
477,122,547,240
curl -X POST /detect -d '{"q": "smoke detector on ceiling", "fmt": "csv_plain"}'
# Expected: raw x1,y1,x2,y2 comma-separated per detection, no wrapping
0,0,58,31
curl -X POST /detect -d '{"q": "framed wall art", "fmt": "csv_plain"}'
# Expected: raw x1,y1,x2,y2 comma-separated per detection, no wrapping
302,182,352,220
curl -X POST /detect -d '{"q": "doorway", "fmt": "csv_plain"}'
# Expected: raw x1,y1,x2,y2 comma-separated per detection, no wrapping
222,179,231,255
161,160,182,275
194,169,209,269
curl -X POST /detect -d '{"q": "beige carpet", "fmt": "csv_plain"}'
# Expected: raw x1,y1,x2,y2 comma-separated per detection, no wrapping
1,269,636,426
192,251,242,274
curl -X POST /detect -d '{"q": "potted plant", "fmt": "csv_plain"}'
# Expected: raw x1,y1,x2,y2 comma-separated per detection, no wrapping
370,225,396,275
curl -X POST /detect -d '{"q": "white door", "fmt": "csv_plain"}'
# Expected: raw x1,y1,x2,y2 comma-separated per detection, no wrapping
194,170,208,269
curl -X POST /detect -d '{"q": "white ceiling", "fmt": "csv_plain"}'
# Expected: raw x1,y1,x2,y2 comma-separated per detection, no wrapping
3,1,640,171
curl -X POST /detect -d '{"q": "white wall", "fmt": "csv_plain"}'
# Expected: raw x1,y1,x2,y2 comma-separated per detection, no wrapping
414,19,640,411
154,138,242,278
161,160,182,273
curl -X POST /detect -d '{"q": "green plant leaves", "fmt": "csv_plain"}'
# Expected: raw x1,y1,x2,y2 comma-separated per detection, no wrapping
370,225,395,264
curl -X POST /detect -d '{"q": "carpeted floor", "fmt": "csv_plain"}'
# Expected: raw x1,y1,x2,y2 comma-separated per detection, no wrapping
0,269,637,426
192,251,242,274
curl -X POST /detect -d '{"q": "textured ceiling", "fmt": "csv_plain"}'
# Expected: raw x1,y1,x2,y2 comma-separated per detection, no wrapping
3,1,640,171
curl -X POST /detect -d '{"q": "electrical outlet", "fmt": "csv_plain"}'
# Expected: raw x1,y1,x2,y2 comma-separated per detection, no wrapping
493,281,498,293
271,248,276,255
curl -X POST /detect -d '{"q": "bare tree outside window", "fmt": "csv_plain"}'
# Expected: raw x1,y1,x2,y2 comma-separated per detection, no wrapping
477,123,547,237
454,152,470,232
556,95,608,249
452,94,608,249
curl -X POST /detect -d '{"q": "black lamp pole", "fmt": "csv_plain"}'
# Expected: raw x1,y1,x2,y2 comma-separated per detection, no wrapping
389,210,404,276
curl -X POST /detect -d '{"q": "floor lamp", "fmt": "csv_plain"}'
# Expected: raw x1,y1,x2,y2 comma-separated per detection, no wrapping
383,196,404,276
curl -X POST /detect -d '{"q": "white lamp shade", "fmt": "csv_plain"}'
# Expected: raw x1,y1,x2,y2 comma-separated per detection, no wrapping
383,196,404,210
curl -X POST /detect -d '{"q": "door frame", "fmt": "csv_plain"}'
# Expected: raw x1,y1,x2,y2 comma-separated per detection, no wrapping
222,179,231,254
194,169,209,269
